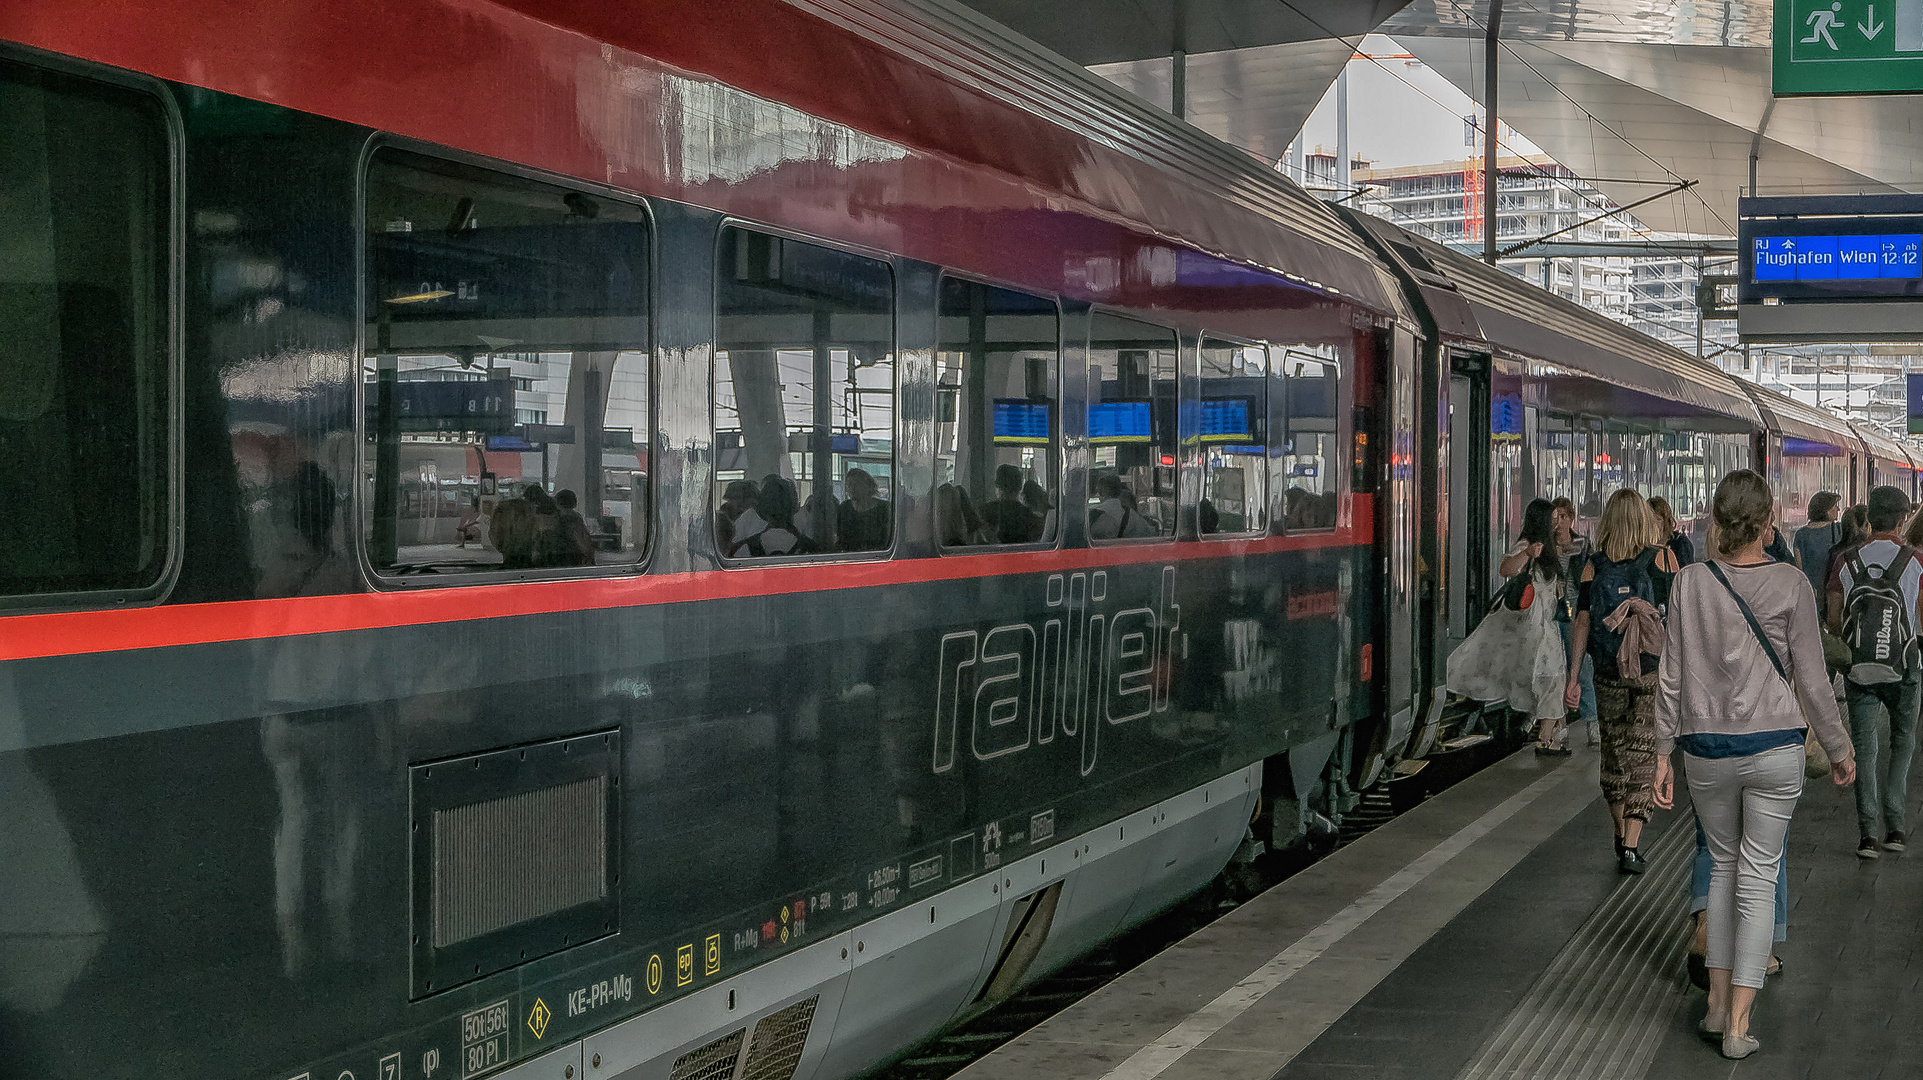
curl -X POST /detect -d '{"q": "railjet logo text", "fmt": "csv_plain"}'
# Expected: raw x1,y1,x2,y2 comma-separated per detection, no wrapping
932,567,1179,777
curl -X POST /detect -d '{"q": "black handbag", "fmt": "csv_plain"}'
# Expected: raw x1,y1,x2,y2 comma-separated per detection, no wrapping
1490,571,1535,613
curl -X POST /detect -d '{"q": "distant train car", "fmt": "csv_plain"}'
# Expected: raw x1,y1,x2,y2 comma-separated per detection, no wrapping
0,3,1880,1080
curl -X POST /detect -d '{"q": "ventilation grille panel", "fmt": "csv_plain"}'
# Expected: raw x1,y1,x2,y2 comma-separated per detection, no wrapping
409,731,619,998
433,775,608,947
670,1029,745,1080
741,997,820,1080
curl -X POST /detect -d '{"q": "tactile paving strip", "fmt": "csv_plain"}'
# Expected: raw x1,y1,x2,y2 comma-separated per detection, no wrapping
1453,819,1694,1080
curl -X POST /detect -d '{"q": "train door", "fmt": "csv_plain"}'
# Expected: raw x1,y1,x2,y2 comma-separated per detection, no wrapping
1444,354,1491,658
1378,324,1421,774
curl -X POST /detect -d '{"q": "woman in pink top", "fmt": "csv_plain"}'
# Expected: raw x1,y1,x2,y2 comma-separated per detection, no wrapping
1653,469,1855,1061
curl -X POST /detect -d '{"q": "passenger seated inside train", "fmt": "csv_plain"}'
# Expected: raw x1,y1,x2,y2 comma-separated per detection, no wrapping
552,489,595,567
937,482,985,546
978,464,1043,544
716,479,759,558
837,467,891,552
1089,472,1158,539
730,475,816,558
1021,480,1055,540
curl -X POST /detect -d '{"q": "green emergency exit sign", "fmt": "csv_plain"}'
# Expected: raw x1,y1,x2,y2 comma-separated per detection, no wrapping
1776,0,1923,94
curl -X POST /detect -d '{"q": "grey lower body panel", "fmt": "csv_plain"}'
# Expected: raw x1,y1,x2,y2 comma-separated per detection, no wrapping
488,764,1259,1080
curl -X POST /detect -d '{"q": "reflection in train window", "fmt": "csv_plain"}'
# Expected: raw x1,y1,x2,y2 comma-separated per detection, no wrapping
362,149,651,576
1087,313,1177,540
1197,341,1267,536
935,279,1058,548
714,228,895,559
1275,345,1339,532
0,59,172,601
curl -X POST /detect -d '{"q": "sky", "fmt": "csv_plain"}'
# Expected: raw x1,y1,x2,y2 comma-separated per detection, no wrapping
1292,35,1545,170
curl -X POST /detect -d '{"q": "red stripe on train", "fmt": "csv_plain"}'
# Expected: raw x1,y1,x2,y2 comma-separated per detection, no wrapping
1,505,1369,662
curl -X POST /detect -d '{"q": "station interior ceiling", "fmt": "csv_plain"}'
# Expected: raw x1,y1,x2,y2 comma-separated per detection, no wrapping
940,0,1923,237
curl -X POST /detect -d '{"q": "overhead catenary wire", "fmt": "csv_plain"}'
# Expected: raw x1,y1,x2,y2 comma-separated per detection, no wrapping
1263,0,1631,226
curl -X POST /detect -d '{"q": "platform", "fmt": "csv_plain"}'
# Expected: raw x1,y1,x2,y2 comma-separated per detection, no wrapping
953,741,1923,1080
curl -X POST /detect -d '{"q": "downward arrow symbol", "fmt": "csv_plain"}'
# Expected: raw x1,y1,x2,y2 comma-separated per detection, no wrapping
1862,4,1887,39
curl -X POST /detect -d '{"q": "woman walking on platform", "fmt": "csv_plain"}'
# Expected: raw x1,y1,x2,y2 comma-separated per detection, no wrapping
1654,469,1854,1061
1446,499,1569,748
1566,489,1678,873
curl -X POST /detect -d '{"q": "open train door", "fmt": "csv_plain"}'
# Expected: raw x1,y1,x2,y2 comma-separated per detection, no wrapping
1364,322,1423,787
1442,352,1492,670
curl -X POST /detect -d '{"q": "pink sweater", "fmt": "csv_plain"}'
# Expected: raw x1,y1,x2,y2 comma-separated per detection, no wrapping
1653,560,1853,762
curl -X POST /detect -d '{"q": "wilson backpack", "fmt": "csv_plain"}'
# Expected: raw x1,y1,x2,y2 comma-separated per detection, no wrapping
1842,546,1918,686
1586,548,1660,670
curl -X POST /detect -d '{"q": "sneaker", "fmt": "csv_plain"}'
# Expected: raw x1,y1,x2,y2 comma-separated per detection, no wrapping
1619,846,1647,874
1858,836,1881,859
1587,723,1602,747
1886,831,1907,852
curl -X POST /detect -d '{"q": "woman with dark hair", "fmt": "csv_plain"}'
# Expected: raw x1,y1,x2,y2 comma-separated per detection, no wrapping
1795,491,1844,598
1445,498,1570,751
1822,504,1871,587
1655,469,1854,1059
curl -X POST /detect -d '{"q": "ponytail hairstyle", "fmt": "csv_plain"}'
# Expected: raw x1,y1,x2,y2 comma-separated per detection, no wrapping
1711,469,1774,554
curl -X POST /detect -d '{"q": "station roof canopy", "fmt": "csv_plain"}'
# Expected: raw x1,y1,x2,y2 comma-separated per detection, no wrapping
939,0,1923,236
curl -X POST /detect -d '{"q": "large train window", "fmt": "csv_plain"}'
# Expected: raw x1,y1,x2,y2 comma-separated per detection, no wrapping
714,227,895,558
934,278,1059,548
1087,313,1177,540
1198,340,1267,536
0,58,173,603
1275,344,1339,532
362,149,652,577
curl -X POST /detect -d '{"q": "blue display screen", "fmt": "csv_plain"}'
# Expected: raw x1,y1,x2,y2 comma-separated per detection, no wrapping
1198,398,1254,442
992,399,1051,444
1089,400,1152,443
1753,234,1923,282
1781,436,1843,457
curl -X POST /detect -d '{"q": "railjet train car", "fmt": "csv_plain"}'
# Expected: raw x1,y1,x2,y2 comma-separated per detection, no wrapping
0,2,1893,1079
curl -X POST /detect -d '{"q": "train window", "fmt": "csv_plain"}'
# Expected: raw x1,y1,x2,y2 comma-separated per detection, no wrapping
1087,313,1177,540
362,150,652,577
1197,340,1267,536
1275,345,1339,531
0,59,172,602
934,278,1059,548
714,228,895,558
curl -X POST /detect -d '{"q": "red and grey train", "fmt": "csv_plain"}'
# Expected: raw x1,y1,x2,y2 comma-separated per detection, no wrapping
0,2,1902,1080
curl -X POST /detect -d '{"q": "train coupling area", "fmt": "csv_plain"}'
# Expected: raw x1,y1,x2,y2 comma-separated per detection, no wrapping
953,742,1923,1080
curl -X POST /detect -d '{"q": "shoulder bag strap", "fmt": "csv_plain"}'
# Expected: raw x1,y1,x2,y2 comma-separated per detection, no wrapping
1705,561,1790,684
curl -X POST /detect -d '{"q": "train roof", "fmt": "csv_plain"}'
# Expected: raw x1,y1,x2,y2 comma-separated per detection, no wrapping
1850,421,1914,469
1338,209,1763,430
5,0,1410,321
1740,381,1863,455
770,0,1410,312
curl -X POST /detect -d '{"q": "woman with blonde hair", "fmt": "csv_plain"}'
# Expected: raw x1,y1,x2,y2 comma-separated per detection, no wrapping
1566,488,1679,873
1655,470,1853,1059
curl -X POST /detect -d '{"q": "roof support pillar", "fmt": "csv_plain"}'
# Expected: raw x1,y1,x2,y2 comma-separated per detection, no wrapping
1484,0,1502,264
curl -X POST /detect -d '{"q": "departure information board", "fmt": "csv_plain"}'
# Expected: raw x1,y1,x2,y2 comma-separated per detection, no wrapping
1752,234,1923,281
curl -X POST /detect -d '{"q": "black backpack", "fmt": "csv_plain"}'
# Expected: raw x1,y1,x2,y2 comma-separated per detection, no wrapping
1842,546,1918,686
1587,548,1660,666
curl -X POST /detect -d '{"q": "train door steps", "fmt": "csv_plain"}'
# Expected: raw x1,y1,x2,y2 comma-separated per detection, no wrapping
942,748,1598,1080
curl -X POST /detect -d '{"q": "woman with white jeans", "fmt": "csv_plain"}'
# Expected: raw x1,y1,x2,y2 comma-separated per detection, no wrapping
1653,469,1855,1061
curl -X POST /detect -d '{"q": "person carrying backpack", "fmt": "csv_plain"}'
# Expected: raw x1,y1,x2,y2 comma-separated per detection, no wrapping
1825,484,1923,859
1565,488,1679,874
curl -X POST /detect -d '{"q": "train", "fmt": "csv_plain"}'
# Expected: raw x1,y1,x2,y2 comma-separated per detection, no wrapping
0,2,1909,1080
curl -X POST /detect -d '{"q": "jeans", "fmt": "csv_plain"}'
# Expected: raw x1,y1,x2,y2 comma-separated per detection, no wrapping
1692,814,1786,943
1560,618,1597,722
1845,675,1919,839
1686,745,1803,989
